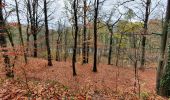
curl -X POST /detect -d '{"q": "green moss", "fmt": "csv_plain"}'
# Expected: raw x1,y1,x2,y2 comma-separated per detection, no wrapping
160,44,170,96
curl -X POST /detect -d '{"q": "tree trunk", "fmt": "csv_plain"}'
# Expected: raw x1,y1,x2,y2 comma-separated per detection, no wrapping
115,33,123,66
0,0,14,77
86,29,90,63
44,0,52,66
56,40,60,61
140,0,151,69
33,34,37,57
108,30,113,65
72,0,78,76
93,0,99,72
15,0,27,63
27,0,38,58
82,0,87,64
159,44,170,97
26,11,30,56
156,0,170,95
64,29,68,62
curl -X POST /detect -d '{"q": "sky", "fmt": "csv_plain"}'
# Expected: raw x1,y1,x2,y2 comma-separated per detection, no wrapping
4,0,167,28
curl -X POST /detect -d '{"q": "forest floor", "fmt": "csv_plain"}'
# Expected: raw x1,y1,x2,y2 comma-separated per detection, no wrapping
0,58,168,100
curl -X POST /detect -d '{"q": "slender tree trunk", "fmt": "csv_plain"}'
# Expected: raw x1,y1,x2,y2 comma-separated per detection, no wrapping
108,30,113,65
72,0,78,76
156,0,170,95
56,21,62,61
78,32,81,55
0,0,14,77
26,12,30,56
116,33,123,66
140,0,151,69
33,0,37,57
27,0,38,58
82,0,87,64
44,0,52,66
93,0,99,72
56,40,60,61
27,0,36,57
33,34,37,57
15,0,27,63
86,29,90,63
64,29,68,62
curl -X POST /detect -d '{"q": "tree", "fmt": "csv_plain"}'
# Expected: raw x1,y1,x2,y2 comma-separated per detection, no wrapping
26,0,39,57
56,20,63,61
14,0,27,63
159,44,170,96
0,0,14,77
106,9,122,65
156,0,170,96
93,0,100,72
3,0,17,67
140,0,151,69
82,0,87,64
44,0,52,66
72,0,78,76
64,28,68,62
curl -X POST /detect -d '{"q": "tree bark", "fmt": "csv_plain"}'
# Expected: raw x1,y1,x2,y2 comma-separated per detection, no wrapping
72,0,78,76
93,0,99,72
156,0,170,95
82,0,87,64
86,29,90,63
0,0,14,77
108,31,113,65
64,29,68,62
33,34,37,57
44,0,52,66
140,0,151,69
15,0,27,63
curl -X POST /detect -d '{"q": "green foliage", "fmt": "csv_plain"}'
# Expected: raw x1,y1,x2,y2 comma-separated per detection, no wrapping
117,21,143,33
140,91,149,100
113,33,128,48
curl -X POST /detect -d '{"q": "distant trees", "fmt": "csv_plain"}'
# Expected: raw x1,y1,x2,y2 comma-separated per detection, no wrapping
0,0,14,77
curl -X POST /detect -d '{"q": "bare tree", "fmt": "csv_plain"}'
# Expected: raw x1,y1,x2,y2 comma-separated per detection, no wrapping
93,0,100,72
72,0,78,76
106,9,122,65
82,0,87,64
56,20,63,61
44,0,52,66
140,0,151,69
26,0,40,57
14,0,27,63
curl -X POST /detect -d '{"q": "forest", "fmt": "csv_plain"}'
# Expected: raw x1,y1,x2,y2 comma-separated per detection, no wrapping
0,0,170,99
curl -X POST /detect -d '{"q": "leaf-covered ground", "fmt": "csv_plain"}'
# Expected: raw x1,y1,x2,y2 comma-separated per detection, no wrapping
0,58,168,100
